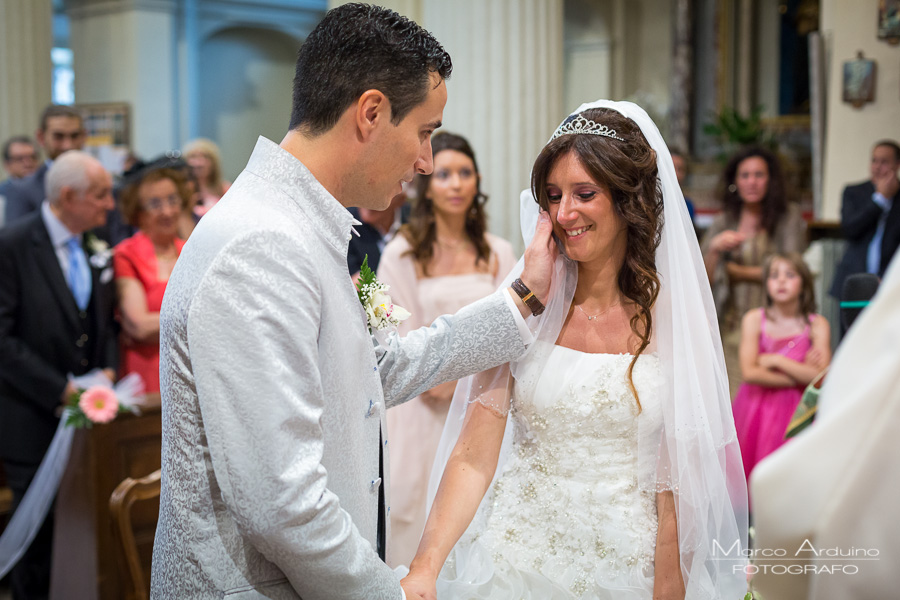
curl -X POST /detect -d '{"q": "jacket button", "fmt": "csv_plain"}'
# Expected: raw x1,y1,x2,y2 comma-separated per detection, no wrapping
75,339,84,348
80,359,89,367
80,334,88,342
79,311,87,319
370,477,382,491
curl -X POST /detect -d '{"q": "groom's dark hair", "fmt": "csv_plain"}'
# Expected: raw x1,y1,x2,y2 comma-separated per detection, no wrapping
289,3,452,136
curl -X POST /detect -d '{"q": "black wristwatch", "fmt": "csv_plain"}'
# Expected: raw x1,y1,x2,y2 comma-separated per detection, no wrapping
511,278,545,316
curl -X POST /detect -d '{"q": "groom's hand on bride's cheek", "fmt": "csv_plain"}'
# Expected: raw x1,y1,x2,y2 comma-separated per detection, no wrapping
521,209,557,305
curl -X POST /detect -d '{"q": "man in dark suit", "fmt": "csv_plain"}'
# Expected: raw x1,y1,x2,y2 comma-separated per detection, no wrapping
1,136,40,185
0,151,117,599
347,193,410,278
0,136,41,228
3,105,86,227
831,140,900,298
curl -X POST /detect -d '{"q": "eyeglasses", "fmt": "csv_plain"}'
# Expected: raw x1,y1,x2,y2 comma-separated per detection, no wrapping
49,131,84,142
141,194,181,212
7,153,38,163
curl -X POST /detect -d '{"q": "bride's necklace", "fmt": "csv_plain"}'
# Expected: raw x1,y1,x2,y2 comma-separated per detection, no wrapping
576,301,620,321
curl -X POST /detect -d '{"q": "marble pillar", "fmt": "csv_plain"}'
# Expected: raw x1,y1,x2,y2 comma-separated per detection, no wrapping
425,0,564,251
669,0,693,153
328,0,564,250
0,0,53,174
735,0,754,115
64,0,178,160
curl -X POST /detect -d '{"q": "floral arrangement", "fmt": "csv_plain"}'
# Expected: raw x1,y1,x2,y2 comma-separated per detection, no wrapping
355,255,410,333
65,386,132,428
63,372,145,429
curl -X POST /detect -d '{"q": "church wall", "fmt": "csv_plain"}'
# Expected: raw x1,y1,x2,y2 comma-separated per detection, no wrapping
621,0,673,130
197,27,297,180
68,4,178,162
821,0,900,220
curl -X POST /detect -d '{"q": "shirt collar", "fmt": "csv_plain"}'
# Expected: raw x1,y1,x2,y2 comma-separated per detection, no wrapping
41,200,79,248
244,136,357,254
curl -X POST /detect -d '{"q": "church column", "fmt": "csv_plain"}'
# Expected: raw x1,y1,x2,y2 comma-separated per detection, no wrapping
0,0,53,173
423,0,564,251
735,0,755,115
64,0,179,160
327,0,563,250
669,0,693,152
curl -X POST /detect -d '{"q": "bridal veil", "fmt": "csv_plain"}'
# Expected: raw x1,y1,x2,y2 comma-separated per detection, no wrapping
427,100,748,598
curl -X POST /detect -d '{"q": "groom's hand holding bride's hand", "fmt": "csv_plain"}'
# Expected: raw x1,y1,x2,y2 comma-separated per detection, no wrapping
400,572,437,600
513,210,557,318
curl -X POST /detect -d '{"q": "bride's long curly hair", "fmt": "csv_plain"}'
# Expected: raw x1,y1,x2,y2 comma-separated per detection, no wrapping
531,108,664,410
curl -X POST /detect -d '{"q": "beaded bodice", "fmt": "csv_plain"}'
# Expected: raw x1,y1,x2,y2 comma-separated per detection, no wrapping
450,344,664,598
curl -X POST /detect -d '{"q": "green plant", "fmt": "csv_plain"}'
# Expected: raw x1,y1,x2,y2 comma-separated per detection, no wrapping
703,105,776,160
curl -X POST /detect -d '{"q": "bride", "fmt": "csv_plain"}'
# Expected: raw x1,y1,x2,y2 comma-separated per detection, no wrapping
400,101,748,599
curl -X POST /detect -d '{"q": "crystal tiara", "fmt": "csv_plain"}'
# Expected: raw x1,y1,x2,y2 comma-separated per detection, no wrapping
550,113,625,142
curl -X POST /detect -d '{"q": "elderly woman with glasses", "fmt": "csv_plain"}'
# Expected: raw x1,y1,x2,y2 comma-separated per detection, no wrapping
114,163,190,393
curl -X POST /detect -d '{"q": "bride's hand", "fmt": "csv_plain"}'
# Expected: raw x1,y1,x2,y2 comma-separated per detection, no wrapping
400,571,437,600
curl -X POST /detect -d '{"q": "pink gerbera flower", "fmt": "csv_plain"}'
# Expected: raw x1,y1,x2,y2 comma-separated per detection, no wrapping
78,386,119,424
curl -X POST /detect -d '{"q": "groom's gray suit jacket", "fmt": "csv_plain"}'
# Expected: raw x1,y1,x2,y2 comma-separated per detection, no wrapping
150,138,527,600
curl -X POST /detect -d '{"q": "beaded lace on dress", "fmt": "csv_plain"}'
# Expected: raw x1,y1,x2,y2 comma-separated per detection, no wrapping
437,343,663,599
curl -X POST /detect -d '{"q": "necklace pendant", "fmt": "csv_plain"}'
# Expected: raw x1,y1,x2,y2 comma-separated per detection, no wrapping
587,315,594,321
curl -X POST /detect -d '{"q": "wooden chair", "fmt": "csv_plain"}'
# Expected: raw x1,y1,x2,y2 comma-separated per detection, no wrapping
109,469,161,600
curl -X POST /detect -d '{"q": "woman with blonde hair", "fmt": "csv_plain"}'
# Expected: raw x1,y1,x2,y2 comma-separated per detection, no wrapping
183,138,231,217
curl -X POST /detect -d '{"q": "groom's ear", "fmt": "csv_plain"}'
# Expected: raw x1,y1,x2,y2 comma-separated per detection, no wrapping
355,90,389,142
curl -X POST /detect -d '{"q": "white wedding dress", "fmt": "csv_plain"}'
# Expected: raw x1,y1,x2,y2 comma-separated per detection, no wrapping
435,341,664,599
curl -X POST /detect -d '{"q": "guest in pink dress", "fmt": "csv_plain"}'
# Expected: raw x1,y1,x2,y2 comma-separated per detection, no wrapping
732,253,831,484
377,132,517,567
114,165,189,392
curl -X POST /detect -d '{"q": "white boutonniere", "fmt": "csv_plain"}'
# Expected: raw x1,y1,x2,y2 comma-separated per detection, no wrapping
356,256,411,343
85,233,112,269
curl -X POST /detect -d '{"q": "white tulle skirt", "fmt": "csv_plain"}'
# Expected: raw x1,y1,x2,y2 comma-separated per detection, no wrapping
430,459,657,599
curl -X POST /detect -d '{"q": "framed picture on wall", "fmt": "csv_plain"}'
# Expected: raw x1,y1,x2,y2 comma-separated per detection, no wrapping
76,102,131,175
878,0,900,44
842,53,876,108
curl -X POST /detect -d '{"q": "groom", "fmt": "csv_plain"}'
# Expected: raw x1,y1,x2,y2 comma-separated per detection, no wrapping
150,4,555,600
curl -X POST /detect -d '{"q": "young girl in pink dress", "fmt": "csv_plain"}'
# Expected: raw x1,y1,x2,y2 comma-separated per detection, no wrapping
732,252,831,484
